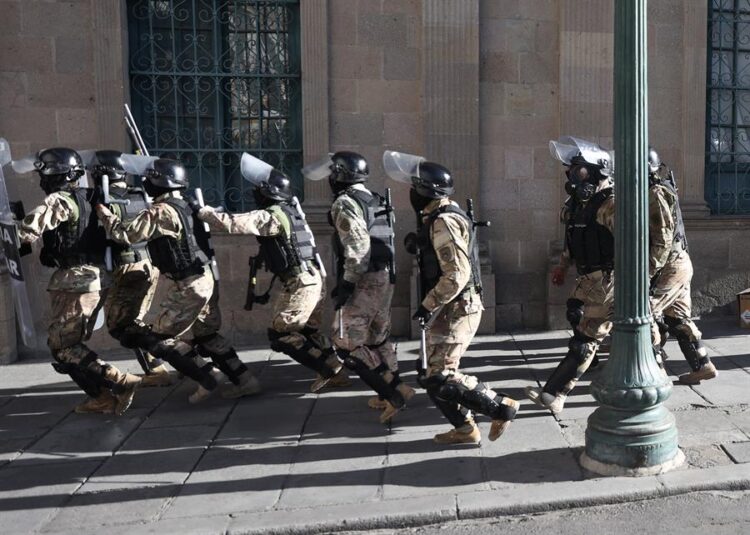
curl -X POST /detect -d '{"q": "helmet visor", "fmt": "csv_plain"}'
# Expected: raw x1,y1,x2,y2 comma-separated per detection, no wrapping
301,154,334,181
11,155,37,175
240,152,274,187
382,150,425,185
550,136,613,176
121,154,158,176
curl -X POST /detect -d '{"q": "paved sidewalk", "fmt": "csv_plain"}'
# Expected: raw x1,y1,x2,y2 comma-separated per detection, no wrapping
1,321,749,534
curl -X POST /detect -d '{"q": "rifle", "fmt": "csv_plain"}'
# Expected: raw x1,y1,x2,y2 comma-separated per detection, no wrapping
243,255,272,310
381,188,396,283
193,188,221,281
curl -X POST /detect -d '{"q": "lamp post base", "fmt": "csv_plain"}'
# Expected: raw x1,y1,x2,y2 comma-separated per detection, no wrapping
580,449,685,477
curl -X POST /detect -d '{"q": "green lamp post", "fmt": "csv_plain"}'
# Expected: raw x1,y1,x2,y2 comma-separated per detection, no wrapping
580,0,685,476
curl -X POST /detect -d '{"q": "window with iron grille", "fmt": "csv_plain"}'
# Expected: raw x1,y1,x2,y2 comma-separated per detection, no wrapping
127,0,302,211
706,0,750,214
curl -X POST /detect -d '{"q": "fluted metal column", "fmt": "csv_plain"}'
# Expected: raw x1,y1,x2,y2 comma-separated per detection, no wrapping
580,0,684,476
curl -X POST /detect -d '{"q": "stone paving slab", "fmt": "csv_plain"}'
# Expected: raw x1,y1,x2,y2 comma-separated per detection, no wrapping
0,323,749,533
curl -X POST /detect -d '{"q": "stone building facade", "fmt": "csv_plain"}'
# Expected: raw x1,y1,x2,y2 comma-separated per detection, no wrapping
1,0,748,362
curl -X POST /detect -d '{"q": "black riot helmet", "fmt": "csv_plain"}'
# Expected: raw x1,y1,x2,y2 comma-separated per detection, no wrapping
413,161,455,199
648,146,661,174
253,169,293,207
329,151,369,190
90,150,127,184
35,147,85,194
144,158,188,189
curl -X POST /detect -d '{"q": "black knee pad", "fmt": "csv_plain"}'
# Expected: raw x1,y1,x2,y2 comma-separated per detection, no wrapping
566,298,585,328
344,354,404,408
568,332,596,364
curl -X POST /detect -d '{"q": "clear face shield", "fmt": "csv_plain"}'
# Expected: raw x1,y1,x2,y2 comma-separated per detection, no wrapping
240,152,274,188
549,136,614,177
382,150,425,186
301,154,334,182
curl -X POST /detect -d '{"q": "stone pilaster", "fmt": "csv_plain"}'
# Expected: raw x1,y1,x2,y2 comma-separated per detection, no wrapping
92,0,129,151
680,1,711,218
301,0,330,207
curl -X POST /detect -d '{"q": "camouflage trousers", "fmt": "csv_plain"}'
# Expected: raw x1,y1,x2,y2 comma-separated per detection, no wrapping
105,259,159,336
104,260,161,370
333,270,397,372
425,289,483,389
47,280,127,393
544,270,614,397
650,251,701,343
150,267,249,384
270,266,332,358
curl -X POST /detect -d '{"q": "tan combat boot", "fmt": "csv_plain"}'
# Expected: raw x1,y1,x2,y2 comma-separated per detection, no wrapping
189,368,226,404
310,367,350,393
103,367,142,416
488,397,521,441
378,383,416,424
525,386,566,415
433,420,481,445
679,362,718,385
368,396,388,410
74,392,116,415
221,371,262,399
139,364,173,387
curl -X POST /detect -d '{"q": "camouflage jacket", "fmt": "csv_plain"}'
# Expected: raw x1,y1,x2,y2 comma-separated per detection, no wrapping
197,205,283,237
331,184,372,284
97,191,184,245
421,198,475,311
19,189,103,292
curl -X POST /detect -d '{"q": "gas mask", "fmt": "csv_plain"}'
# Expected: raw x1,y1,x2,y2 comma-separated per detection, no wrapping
39,173,72,195
409,188,432,213
565,164,598,203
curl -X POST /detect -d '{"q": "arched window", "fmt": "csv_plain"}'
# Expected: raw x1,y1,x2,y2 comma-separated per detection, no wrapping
127,0,302,211
706,0,750,214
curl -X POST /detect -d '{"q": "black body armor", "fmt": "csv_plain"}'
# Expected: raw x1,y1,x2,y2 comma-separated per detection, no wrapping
109,185,150,266
565,188,614,275
416,204,482,298
330,188,395,279
650,169,688,253
257,203,317,280
40,189,106,268
146,197,209,279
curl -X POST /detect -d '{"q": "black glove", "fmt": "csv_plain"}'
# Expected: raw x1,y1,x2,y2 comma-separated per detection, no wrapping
334,280,356,309
412,305,433,324
9,201,25,221
404,232,418,255
186,195,202,213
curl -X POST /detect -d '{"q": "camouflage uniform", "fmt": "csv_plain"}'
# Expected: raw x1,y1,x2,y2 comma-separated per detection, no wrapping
330,184,410,418
418,198,518,441
98,192,258,400
19,190,140,414
536,179,615,409
648,166,715,383
199,206,342,385
102,180,167,383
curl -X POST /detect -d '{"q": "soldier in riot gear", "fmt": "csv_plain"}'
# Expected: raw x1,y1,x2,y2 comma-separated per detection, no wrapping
527,137,615,415
198,153,347,392
83,150,171,387
648,148,716,384
96,156,261,403
384,150,519,445
15,147,141,415
303,151,413,423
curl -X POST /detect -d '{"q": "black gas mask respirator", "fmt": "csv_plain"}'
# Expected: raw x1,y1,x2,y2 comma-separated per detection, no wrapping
409,188,432,213
565,165,598,203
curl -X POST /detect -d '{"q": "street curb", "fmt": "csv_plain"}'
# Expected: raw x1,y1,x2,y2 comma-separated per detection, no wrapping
66,462,749,535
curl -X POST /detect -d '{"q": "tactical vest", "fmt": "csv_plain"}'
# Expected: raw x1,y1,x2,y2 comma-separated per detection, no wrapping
330,188,395,279
40,189,107,268
146,197,209,280
257,203,317,280
416,204,482,299
650,171,688,253
565,188,614,275
109,185,150,266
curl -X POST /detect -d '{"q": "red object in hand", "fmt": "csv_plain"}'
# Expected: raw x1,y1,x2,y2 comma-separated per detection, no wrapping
551,266,566,286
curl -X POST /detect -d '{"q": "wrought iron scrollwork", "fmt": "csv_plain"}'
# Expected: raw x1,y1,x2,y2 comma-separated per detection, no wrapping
127,0,302,212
